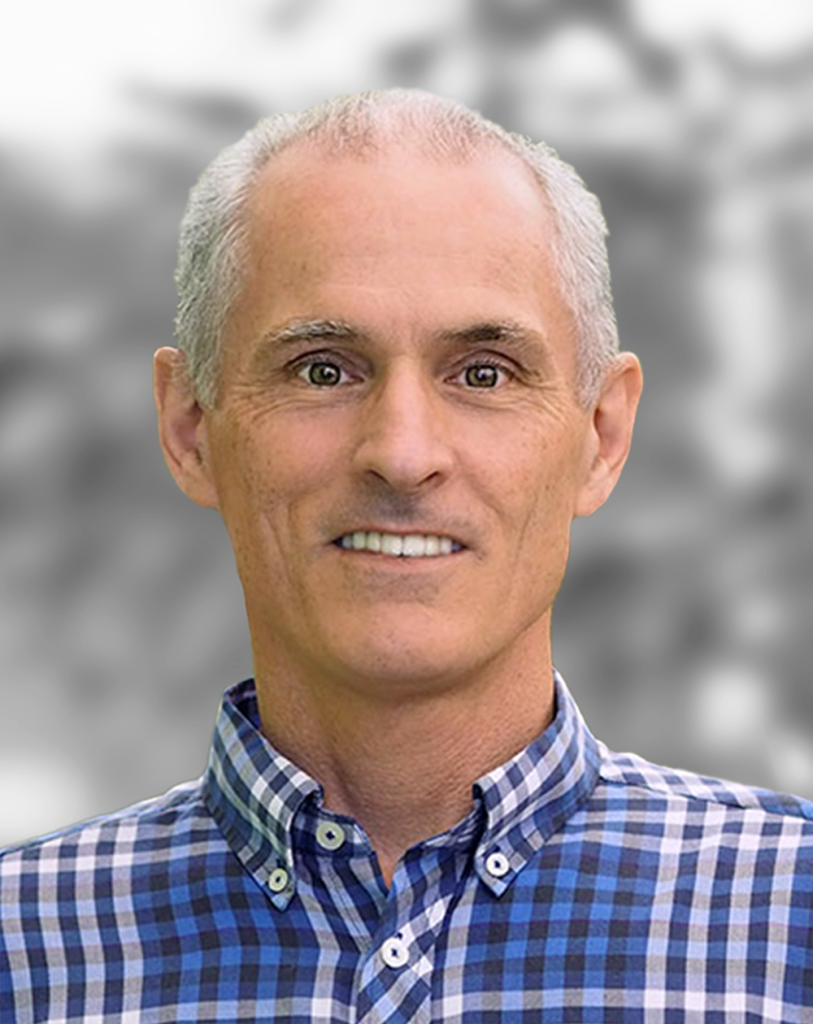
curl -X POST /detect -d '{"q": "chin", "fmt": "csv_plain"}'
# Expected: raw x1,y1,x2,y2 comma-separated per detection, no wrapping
323,624,488,695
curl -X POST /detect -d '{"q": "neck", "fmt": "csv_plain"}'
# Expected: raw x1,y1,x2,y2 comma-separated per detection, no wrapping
253,626,556,888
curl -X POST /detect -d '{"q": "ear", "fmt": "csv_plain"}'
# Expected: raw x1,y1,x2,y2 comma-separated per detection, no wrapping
153,347,220,509
575,352,643,519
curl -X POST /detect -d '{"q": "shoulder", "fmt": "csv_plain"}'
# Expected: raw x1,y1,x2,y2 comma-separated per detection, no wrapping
597,741,813,821
592,740,813,857
0,776,220,898
0,777,240,1019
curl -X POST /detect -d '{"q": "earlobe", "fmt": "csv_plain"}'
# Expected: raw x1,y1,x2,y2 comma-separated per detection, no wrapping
153,347,220,509
574,352,643,519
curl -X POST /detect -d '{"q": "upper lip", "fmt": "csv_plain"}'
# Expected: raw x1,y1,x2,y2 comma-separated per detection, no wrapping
333,526,468,547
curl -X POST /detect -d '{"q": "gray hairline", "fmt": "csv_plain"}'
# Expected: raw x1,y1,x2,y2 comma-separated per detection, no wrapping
174,89,620,410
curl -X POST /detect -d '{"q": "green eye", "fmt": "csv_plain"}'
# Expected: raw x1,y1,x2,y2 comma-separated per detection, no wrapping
464,364,501,388
302,361,343,386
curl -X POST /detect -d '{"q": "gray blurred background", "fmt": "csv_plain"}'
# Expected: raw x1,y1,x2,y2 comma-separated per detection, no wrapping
2,0,813,847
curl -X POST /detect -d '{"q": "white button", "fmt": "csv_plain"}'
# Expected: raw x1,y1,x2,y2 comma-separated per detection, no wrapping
316,821,346,851
267,867,289,892
485,851,510,878
381,935,409,969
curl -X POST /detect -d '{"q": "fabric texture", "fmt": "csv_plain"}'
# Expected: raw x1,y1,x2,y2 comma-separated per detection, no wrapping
1,671,812,1023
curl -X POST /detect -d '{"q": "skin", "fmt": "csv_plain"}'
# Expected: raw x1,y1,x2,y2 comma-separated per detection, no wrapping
154,140,642,891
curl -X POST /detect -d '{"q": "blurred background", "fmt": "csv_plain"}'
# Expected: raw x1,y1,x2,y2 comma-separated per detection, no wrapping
2,0,813,846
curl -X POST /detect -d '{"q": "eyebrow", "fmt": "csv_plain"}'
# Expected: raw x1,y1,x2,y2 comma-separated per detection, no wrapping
251,316,552,372
261,319,358,348
435,321,550,358
248,319,355,375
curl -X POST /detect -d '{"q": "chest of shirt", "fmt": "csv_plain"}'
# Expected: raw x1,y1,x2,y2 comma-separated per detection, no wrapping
7,828,807,1024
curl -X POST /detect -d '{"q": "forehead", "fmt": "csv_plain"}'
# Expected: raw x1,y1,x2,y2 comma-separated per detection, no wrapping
228,141,576,369
248,140,555,268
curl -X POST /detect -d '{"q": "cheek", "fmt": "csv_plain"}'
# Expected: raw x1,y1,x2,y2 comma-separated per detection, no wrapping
211,417,341,548
501,431,585,538
207,423,276,561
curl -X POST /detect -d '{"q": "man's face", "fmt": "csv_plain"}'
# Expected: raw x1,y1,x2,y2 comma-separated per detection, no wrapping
199,143,601,697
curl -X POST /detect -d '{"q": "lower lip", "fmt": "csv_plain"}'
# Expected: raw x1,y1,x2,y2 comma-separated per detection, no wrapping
331,542,467,566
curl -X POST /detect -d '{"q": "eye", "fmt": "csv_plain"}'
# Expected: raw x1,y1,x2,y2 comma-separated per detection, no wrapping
461,362,510,388
297,359,346,387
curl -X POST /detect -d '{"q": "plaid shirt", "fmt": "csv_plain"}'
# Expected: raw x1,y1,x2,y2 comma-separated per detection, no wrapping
2,671,812,1023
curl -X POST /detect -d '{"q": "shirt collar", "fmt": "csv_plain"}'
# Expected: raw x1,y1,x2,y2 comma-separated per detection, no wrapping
203,670,600,903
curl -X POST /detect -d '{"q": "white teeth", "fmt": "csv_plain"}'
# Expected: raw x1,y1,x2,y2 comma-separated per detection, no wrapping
402,535,426,557
381,534,403,556
338,531,461,557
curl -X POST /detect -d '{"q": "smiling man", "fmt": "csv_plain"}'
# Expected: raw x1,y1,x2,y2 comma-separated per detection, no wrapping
2,90,811,1023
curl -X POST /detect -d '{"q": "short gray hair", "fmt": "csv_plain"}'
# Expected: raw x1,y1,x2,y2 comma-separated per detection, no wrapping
174,89,619,409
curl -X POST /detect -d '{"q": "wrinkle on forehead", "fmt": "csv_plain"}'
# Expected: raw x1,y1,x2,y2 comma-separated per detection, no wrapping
251,135,556,234
245,145,559,289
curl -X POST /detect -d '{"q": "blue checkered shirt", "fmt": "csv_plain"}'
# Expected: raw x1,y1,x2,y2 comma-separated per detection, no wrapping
2,671,812,1023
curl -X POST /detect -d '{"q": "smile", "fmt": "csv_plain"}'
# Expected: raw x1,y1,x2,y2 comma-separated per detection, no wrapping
334,531,464,557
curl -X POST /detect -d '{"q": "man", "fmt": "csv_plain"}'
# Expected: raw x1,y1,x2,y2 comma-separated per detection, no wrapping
1,89,810,1023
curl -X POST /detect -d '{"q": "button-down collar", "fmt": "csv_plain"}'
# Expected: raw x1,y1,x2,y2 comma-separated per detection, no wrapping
203,670,600,908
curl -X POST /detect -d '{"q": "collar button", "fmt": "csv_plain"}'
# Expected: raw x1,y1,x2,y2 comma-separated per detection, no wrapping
267,867,290,892
485,851,510,878
316,821,346,851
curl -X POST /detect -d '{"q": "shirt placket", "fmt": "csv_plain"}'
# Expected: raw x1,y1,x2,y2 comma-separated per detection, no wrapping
354,866,458,1024
300,805,472,1024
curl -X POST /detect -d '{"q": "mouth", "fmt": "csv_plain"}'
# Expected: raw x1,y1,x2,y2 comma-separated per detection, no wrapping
332,530,466,558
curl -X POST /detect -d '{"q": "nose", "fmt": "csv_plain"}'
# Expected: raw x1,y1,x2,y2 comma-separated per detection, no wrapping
352,361,454,494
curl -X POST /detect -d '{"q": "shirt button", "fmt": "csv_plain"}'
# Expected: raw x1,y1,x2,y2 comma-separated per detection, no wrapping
316,821,346,851
485,851,510,878
267,867,289,892
381,935,409,969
